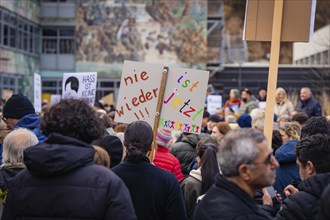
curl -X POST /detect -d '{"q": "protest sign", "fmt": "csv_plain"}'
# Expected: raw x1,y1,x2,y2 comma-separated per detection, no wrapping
34,73,42,113
50,94,61,107
115,61,209,134
207,95,222,115
62,72,97,106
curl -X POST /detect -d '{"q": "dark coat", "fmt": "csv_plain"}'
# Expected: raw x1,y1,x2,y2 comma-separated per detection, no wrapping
169,133,205,175
0,164,25,204
297,98,322,117
274,173,330,220
2,133,136,220
194,174,272,220
112,157,187,220
274,140,301,198
318,183,330,220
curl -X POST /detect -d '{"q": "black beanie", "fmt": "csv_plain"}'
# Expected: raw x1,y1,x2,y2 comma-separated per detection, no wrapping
98,135,123,168
3,94,35,119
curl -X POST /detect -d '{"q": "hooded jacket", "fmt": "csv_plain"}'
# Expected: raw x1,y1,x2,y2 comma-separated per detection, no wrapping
169,134,206,175
274,140,301,198
15,114,46,143
274,173,330,220
2,133,136,220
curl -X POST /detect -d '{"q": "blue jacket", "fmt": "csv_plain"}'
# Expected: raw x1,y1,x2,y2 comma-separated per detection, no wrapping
15,114,46,143
297,98,322,117
274,140,301,198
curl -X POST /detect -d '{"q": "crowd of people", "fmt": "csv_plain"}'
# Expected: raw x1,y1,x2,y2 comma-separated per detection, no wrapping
0,85,329,219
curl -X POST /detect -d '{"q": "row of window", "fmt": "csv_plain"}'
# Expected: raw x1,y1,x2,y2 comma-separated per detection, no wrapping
295,50,330,65
0,7,40,55
42,28,75,54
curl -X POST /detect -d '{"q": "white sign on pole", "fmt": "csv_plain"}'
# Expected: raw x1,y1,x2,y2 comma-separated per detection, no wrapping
62,72,97,106
115,60,210,134
207,95,222,115
34,73,42,113
50,94,62,107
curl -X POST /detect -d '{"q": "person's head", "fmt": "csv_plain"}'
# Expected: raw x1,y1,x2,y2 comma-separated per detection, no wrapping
93,145,111,168
207,114,222,131
300,116,330,139
96,110,112,129
226,115,236,124
241,88,252,102
196,142,219,194
2,128,38,164
124,121,153,161
219,129,279,195
275,87,287,103
2,94,36,129
0,119,9,145
229,89,239,100
237,114,252,128
215,108,224,119
207,84,215,95
272,130,283,153
278,114,291,124
251,109,265,132
41,99,103,144
292,112,309,128
94,135,123,168
259,88,267,99
296,134,330,180
156,128,172,147
114,124,127,133
300,87,312,101
211,122,231,142
202,110,210,127
279,122,300,143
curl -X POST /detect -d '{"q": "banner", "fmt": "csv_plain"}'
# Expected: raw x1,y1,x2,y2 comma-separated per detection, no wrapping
115,60,209,133
62,72,97,106
34,73,42,113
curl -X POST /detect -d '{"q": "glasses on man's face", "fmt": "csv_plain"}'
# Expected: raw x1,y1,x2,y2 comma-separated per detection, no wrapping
1,117,8,124
252,153,276,166
0,128,9,131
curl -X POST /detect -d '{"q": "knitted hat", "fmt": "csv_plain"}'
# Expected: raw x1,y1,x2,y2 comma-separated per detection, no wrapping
156,128,172,147
237,114,252,128
3,94,35,119
98,135,123,168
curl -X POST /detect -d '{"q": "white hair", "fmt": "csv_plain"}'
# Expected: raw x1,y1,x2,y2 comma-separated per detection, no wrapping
2,128,39,164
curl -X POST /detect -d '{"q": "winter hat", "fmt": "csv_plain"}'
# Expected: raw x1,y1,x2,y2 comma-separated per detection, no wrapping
156,128,172,147
237,114,252,128
208,114,222,123
3,94,35,119
98,135,123,168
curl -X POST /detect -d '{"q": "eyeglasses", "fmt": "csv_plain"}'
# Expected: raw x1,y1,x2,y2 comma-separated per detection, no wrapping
0,128,9,131
253,153,276,165
1,117,8,124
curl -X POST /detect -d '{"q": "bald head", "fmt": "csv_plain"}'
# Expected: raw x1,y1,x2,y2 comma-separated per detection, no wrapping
2,128,38,164
300,87,312,101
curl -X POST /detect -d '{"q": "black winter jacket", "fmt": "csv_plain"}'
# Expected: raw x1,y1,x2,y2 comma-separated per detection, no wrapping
2,133,136,220
169,133,206,175
274,173,330,220
112,157,187,220
194,174,272,220
318,184,330,220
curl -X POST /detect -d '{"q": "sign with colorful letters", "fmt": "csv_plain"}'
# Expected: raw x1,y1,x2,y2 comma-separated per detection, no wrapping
62,72,97,106
115,60,209,134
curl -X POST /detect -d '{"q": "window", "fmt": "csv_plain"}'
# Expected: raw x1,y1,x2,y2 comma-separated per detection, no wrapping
42,27,75,54
0,7,40,55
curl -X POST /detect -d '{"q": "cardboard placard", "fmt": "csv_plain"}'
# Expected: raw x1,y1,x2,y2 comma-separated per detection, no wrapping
115,61,209,134
243,0,317,42
207,95,222,115
50,94,62,107
34,73,42,113
62,72,97,106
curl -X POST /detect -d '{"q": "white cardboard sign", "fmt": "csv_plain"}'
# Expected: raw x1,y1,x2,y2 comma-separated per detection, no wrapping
207,95,222,115
115,60,209,134
34,73,42,113
62,72,97,106
50,94,62,107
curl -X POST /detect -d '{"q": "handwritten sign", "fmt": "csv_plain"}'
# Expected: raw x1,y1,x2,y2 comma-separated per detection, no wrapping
207,95,222,115
50,94,61,107
62,72,97,106
115,61,209,134
34,73,42,113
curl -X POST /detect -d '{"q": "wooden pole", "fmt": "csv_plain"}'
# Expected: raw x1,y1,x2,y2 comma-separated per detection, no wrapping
264,0,284,146
149,67,169,162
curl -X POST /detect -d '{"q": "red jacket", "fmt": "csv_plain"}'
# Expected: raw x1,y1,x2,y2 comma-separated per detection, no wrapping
153,146,184,182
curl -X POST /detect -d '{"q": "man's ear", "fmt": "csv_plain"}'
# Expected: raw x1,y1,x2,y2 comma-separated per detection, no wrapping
238,164,252,181
306,161,316,176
